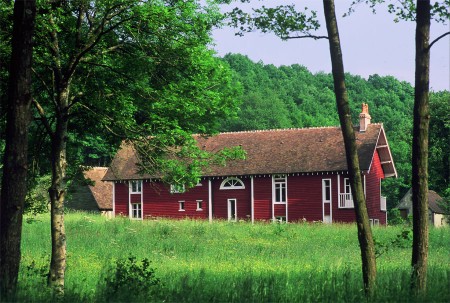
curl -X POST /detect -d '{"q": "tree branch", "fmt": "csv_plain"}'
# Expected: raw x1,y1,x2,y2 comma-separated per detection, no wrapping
32,99,54,138
65,4,134,82
428,31,450,50
48,15,63,89
285,34,329,40
31,67,53,100
75,4,86,49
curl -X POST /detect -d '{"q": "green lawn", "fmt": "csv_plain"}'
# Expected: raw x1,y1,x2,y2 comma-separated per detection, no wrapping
17,212,450,302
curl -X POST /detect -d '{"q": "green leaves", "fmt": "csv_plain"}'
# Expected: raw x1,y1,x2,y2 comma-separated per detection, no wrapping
226,3,322,40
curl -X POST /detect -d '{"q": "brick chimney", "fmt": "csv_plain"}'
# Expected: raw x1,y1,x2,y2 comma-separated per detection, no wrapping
359,103,371,132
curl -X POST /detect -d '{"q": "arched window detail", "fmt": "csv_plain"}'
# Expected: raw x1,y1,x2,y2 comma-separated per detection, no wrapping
220,177,245,190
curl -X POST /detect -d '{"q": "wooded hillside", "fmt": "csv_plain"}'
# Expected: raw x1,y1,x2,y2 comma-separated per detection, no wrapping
218,54,449,208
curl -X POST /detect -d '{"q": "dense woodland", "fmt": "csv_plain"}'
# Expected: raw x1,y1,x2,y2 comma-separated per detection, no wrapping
218,54,449,210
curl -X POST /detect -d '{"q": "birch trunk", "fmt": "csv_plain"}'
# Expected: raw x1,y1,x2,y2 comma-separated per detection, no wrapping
47,87,69,296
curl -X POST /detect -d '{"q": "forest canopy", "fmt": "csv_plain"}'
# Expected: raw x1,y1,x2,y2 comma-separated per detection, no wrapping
218,53,449,207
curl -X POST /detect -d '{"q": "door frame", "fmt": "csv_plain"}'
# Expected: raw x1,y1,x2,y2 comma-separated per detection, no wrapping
227,198,237,221
322,179,332,223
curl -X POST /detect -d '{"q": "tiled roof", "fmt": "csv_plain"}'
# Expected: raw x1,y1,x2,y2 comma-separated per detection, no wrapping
428,190,446,214
84,167,112,210
104,124,394,181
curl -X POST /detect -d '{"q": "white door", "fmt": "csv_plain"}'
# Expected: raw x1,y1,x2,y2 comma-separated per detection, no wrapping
228,198,237,221
322,179,332,224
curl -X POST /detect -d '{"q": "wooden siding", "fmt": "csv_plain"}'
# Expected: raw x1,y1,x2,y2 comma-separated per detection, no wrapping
274,203,286,218
253,177,272,220
288,175,323,222
212,178,251,220
142,180,209,219
332,175,356,223
366,151,386,224
112,164,386,224
114,182,128,216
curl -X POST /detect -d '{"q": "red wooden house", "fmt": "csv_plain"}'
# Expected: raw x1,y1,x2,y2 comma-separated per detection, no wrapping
103,104,396,225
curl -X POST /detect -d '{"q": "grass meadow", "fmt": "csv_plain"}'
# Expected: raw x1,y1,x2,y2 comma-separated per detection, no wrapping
16,212,450,302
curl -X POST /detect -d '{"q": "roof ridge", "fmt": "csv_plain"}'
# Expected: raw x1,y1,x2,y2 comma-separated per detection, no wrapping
217,126,342,135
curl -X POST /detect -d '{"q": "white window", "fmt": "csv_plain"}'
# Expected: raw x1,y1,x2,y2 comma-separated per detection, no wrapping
131,203,142,219
130,180,142,193
369,219,380,227
170,184,185,194
339,178,354,208
344,178,351,195
322,179,332,202
220,177,245,189
179,201,185,211
196,200,203,211
273,175,287,204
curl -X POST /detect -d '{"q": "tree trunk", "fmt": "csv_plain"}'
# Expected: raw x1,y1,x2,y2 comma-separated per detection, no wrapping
0,0,36,299
47,88,70,296
322,0,376,295
411,0,430,294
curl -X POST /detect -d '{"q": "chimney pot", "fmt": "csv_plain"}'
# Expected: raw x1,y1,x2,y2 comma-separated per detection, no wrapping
359,103,371,132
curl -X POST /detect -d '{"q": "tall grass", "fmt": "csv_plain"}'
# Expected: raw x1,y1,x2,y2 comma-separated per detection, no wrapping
16,211,450,302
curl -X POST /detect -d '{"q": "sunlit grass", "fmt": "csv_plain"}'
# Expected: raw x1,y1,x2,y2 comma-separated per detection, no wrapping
17,211,450,302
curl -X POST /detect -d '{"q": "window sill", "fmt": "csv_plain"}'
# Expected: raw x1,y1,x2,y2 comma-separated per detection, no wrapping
178,209,185,212
196,209,203,211
274,202,286,204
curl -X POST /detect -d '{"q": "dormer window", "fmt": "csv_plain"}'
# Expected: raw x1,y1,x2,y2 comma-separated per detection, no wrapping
220,177,245,190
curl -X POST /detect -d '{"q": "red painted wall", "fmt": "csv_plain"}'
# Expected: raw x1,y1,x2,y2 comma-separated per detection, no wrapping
253,177,272,220
211,178,251,220
114,182,129,216
288,175,323,222
332,174,356,223
365,151,386,224
142,180,209,219
113,157,386,225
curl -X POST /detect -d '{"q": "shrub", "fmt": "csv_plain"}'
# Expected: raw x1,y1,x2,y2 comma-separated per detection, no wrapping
99,255,160,302
387,208,407,225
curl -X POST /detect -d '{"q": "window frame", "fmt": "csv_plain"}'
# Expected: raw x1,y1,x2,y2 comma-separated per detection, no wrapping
129,180,142,194
220,177,245,190
344,178,351,194
322,179,332,203
196,200,203,211
273,175,287,204
179,201,185,211
131,203,142,219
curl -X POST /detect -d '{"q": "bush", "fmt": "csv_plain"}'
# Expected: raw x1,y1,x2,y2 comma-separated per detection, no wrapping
99,255,160,302
387,208,407,225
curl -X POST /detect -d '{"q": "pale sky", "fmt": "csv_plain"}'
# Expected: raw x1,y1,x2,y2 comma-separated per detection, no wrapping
212,1,450,92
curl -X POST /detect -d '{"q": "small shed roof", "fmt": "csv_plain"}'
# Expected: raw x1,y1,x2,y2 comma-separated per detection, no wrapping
104,123,396,181
398,189,446,214
84,167,112,210
67,167,112,211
